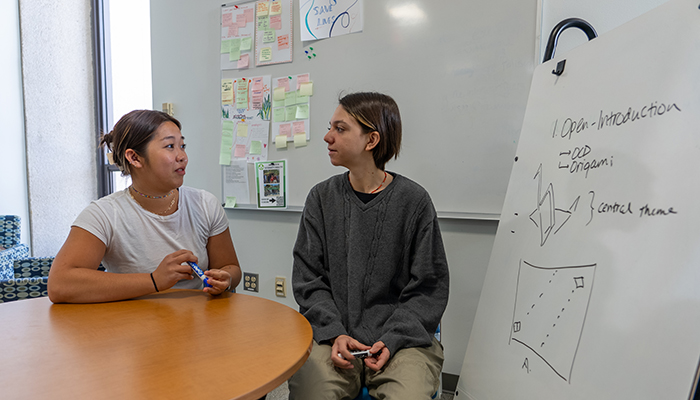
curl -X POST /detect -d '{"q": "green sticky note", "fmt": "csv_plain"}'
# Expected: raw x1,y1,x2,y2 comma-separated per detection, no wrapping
230,38,241,51
263,30,276,43
240,37,253,51
229,49,241,61
260,47,272,62
224,196,237,208
222,120,235,133
219,151,231,165
273,107,285,123
285,91,297,107
273,97,284,108
296,92,309,104
250,140,262,155
295,104,310,119
257,15,270,30
285,106,297,121
220,39,231,54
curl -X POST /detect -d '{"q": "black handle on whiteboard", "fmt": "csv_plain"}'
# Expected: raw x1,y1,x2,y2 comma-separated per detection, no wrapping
542,18,598,63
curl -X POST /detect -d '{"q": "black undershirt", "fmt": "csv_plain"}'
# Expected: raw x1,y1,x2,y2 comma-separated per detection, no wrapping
352,172,396,203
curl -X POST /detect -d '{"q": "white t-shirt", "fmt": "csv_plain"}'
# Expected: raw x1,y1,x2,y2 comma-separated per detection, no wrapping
73,186,229,289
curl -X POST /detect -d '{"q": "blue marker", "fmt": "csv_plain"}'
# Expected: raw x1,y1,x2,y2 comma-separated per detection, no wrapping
187,262,212,288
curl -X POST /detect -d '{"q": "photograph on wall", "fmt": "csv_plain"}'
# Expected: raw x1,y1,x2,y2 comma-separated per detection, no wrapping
255,160,287,208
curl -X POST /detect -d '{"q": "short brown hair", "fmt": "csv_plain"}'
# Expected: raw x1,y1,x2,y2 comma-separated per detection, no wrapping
100,110,181,176
338,92,402,170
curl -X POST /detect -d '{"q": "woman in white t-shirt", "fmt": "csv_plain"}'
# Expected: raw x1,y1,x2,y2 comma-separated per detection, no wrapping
48,110,242,303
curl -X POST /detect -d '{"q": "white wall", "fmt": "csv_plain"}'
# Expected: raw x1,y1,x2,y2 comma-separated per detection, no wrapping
149,0,500,375
0,0,30,246
19,0,98,257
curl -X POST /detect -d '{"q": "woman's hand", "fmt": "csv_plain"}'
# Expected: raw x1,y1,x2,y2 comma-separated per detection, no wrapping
203,268,232,295
151,250,196,291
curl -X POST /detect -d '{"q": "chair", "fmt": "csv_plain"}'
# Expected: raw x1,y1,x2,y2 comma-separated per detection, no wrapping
0,257,52,303
0,215,30,281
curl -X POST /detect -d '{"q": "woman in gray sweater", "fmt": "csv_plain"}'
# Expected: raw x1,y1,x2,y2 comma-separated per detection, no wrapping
289,92,450,399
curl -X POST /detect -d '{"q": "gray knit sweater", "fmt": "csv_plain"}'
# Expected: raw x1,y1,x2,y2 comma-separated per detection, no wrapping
292,172,449,356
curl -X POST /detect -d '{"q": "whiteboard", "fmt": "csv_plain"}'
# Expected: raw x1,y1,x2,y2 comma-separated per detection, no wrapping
458,0,700,398
220,0,537,217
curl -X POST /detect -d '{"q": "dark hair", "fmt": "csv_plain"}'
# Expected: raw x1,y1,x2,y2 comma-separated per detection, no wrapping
100,110,181,176
338,92,402,170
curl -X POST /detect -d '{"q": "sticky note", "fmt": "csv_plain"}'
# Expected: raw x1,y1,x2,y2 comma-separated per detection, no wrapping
229,49,241,61
285,106,297,121
260,47,272,62
252,77,264,91
244,8,254,23
270,15,282,30
292,121,305,134
294,133,307,147
220,39,231,54
219,151,231,165
270,1,282,15
272,107,284,122
296,74,310,90
299,82,314,96
279,123,291,137
237,123,248,137
236,13,247,27
228,25,238,37
296,93,309,104
222,120,235,133
275,135,288,149
277,77,290,92
257,15,270,30
234,144,246,158
277,34,289,50
273,98,284,108
295,104,310,119
263,29,276,43
241,37,253,51
285,91,297,106
224,196,237,208
273,86,286,101
221,79,233,105
237,53,250,68
250,140,262,155
222,13,233,27
256,1,269,16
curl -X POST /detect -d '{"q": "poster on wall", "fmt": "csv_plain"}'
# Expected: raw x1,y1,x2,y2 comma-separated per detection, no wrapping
299,0,364,41
271,73,313,148
220,75,272,164
255,0,294,66
221,2,257,70
255,160,287,208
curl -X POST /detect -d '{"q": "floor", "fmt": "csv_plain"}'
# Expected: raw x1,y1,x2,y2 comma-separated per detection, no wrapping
265,381,455,400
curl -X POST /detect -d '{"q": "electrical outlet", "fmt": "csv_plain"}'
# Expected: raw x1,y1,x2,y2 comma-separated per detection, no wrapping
275,276,287,297
243,272,259,292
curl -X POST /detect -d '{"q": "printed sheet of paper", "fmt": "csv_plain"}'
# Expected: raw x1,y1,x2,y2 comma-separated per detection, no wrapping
222,159,251,205
221,2,256,70
271,73,312,144
255,160,287,208
300,0,363,41
220,75,272,163
255,0,293,66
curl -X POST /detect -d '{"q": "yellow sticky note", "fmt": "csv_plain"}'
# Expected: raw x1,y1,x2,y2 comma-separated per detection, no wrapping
299,81,314,96
256,1,269,16
275,135,287,149
250,140,262,155
270,1,282,15
224,196,237,208
221,79,233,105
273,86,286,101
237,123,248,137
294,133,307,147
260,47,272,62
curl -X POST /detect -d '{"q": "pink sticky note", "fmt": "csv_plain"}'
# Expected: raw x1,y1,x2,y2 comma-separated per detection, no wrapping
296,73,310,90
234,144,246,158
237,53,249,68
228,25,239,37
252,77,264,91
236,13,247,27
277,77,290,92
270,15,282,30
292,121,306,134
244,8,254,23
277,34,289,50
279,123,291,137
223,13,233,27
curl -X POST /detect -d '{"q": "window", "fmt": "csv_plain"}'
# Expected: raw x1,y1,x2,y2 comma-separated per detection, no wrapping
94,0,153,197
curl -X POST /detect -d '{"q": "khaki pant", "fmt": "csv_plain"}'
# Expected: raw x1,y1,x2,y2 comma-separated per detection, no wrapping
288,338,443,400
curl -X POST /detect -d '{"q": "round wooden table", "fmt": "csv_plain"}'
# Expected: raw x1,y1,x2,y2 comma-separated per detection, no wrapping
0,290,313,399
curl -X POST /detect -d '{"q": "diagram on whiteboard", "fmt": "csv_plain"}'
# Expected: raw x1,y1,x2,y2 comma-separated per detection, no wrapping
510,260,596,382
529,164,581,246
